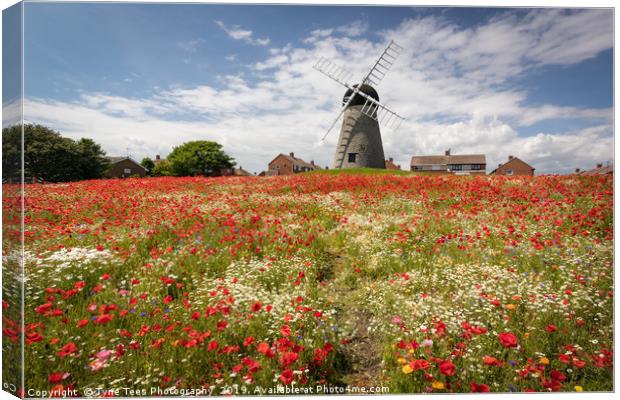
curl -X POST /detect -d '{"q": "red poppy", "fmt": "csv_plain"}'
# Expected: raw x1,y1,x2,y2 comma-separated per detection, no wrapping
470,382,490,392
48,372,65,384
411,359,430,370
498,332,518,348
483,355,500,366
438,360,456,376
280,325,291,337
94,314,113,325
545,324,557,332
251,301,262,312
58,342,77,357
572,358,586,368
76,319,89,328
279,351,299,367
280,369,294,385
257,342,275,358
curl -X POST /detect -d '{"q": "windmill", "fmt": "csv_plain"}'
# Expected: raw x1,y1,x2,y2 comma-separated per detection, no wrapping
313,40,405,169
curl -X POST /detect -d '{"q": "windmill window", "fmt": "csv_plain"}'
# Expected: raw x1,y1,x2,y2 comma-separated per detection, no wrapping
348,153,357,163
506,169,514,176
124,168,131,174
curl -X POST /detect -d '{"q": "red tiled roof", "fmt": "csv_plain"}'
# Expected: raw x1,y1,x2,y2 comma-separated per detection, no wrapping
490,157,535,174
579,165,613,175
270,153,321,170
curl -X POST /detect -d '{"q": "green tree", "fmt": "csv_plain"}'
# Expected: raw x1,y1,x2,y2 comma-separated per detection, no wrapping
2,125,21,180
77,138,110,180
151,159,173,176
167,141,235,177
1,124,109,182
141,157,155,175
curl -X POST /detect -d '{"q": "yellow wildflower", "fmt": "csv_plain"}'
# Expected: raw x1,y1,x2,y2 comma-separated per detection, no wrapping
397,357,407,364
575,386,583,392
432,381,445,390
539,357,549,365
402,364,413,374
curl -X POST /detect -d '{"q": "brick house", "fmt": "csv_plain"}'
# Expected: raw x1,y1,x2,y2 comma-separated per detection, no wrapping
268,152,321,175
105,157,147,178
490,155,535,176
410,150,486,175
385,157,401,170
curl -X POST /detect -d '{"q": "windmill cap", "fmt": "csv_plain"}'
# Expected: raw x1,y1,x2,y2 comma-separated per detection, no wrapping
343,83,379,107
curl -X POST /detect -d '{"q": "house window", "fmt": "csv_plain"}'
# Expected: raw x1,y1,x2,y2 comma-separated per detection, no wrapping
431,165,441,171
276,165,280,169
451,164,463,171
506,169,514,176
471,164,481,170
348,153,357,163
124,168,131,174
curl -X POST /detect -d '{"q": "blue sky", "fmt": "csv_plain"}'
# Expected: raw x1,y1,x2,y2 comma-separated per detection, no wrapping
5,3,614,173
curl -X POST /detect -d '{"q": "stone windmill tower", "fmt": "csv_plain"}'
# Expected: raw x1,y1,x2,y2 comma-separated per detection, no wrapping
314,41,405,169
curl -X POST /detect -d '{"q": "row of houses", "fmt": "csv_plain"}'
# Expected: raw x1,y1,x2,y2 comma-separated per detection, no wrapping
574,163,613,176
410,150,535,176
103,152,611,179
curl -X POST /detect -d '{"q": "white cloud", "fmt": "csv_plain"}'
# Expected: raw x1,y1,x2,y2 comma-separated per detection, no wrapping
215,20,270,46
18,9,613,175
337,20,369,37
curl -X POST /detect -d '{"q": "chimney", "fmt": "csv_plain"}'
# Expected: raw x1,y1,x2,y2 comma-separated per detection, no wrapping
597,163,603,168
508,155,514,160
310,160,315,165
445,149,451,156
389,157,393,162
289,152,294,158
155,154,160,160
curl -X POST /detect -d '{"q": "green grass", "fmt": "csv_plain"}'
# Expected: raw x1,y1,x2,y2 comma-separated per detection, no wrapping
310,167,417,176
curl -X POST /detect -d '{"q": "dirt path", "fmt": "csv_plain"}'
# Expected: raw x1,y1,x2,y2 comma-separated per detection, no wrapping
322,249,386,388
338,306,384,387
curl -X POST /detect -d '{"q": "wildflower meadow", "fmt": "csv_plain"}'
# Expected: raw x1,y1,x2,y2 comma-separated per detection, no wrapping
2,171,613,395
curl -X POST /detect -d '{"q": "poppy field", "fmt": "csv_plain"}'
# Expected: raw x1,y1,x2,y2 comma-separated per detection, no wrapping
2,172,614,395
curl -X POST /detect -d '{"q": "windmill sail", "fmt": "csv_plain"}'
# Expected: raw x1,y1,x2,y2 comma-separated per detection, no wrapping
362,40,404,87
313,57,354,87
320,92,356,141
356,90,405,130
